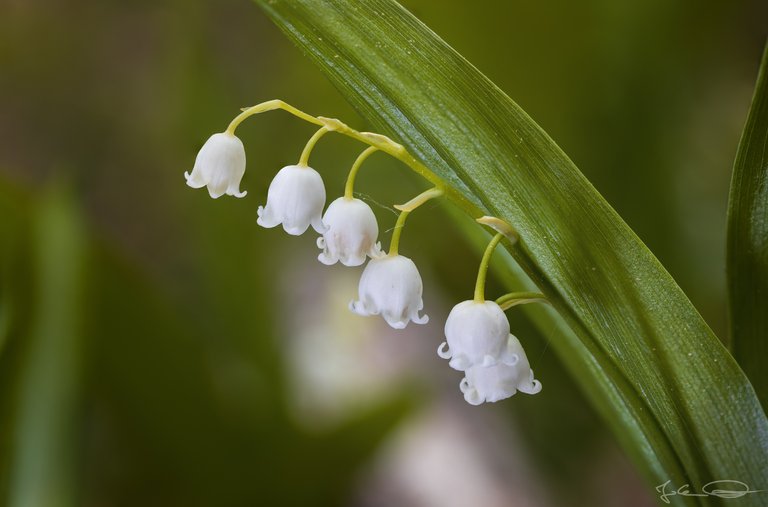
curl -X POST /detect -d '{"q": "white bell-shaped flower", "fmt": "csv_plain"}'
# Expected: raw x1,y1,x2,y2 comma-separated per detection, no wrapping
257,165,326,236
317,197,382,266
459,334,542,405
185,132,247,199
437,300,512,371
349,254,428,329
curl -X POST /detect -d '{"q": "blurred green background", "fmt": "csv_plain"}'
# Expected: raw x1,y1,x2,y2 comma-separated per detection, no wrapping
1,1,765,506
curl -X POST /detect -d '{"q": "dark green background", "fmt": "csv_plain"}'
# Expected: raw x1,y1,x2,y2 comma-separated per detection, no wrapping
0,1,765,506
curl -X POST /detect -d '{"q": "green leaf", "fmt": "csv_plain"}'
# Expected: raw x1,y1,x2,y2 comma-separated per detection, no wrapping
254,0,768,502
727,43,768,412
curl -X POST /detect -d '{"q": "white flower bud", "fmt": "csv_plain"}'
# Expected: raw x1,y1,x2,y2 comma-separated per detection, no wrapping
349,254,428,329
185,133,247,199
317,197,382,266
257,165,326,236
459,334,542,405
437,300,512,371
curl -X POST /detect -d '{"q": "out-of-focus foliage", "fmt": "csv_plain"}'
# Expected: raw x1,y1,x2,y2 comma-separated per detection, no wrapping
0,181,409,507
0,0,766,506
7,184,85,507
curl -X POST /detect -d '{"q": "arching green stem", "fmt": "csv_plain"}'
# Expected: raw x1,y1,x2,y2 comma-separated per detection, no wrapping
389,210,411,257
222,100,470,213
298,126,330,167
496,292,549,311
394,187,443,212
388,187,443,256
474,233,504,302
226,99,324,134
344,146,379,199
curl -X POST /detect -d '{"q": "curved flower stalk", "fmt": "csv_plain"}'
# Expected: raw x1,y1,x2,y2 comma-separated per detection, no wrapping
185,132,247,198
317,196,382,266
349,254,428,329
257,164,327,235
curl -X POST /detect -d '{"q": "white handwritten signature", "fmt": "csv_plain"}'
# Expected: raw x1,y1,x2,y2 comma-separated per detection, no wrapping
656,480,764,504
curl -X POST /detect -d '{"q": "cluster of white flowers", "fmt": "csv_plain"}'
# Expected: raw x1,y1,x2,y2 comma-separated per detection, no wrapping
438,301,541,405
186,117,542,406
185,130,429,329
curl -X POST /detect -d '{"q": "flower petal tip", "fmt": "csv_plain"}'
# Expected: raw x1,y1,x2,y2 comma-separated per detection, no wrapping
437,342,452,359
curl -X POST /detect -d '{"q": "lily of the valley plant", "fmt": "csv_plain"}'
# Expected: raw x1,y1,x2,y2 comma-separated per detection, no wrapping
185,100,548,405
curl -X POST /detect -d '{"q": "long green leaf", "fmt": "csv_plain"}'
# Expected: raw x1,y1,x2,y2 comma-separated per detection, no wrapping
727,43,768,412
254,0,768,503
